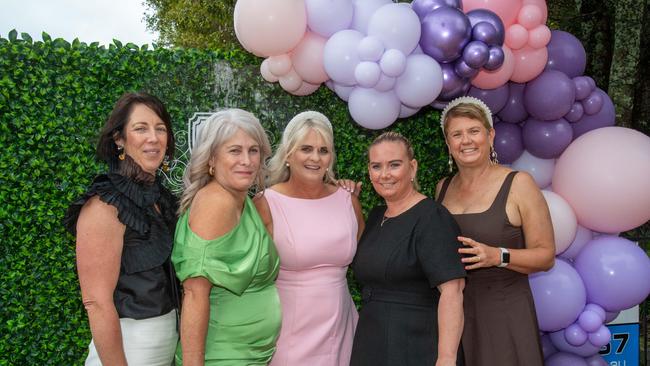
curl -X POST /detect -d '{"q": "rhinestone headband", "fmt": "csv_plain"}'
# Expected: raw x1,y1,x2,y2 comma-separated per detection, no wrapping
440,96,493,131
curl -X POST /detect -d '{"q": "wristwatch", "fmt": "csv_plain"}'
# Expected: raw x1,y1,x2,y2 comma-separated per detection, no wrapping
498,247,510,267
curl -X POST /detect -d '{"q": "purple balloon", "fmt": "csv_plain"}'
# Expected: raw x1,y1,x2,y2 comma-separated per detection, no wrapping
462,40,489,68
582,91,604,115
529,259,586,332
524,70,576,121
585,355,608,366
571,89,615,138
565,102,585,122
549,330,601,357
585,76,596,90
438,62,471,101
584,303,606,322
545,30,587,78
559,224,593,260
522,118,573,159
468,84,509,114
574,236,650,312
573,76,593,100
466,9,505,45
604,310,619,323
411,0,462,19
546,351,589,366
472,21,500,45
498,82,528,123
541,334,558,359
587,325,611,347
484,46,505,70
578,310,602,332
565,323,588,346
454,59,479,79
420,7,471,63
494,122,524,163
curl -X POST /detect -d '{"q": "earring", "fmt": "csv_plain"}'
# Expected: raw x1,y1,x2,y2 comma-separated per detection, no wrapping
117,146,125,161
209,166,215,176
489,146,499,165
448,155,454,173
410,177,414,182
162,156,170,172
285,162,290,168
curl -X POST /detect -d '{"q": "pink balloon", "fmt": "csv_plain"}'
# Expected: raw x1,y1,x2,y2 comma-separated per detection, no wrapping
268,54,292,77
505,24,528,50
290,81,320,96
518,4,543,29
234,0,307,57
291,32,329,84
553,127,650,232
472,46,515,89
260,59,279,82
463,0,523,27
522,0,548,23
528,25,551,48
279,68,302,92
541,190,578,255
510,46,548,83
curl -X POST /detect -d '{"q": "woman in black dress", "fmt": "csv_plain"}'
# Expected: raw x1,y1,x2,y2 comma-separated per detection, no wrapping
351,131,466,366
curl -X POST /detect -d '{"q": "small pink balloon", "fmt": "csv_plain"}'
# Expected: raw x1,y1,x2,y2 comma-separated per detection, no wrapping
279,68,303,92
463,0,523,27
290,81,320,96
522,0,548,23
291,32,329,84
528,25,551,49
268,54,292,77
260,59,279,82
506,24,529,50
518,4,543,29
472,46,515,89
510,46,548,83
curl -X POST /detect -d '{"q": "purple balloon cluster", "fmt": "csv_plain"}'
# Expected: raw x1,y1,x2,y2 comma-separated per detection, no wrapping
413,0,506,101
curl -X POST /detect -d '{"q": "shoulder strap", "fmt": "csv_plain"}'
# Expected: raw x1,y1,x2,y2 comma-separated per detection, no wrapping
436,176,453,203
492,171,518,212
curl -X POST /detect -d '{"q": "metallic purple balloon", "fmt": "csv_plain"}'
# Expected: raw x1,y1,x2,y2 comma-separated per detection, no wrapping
484,46,505,70
498,82,528,123
565,102,584,122
524,70,576,121
582,91,604,115
438,62,471,101
420,7,471,63
466,9,505,46
571,89,615,138
472,21,499,46
467,84,509,114
494,122,524,163
573,76,593,100
454,58,479,78
523,118,573,159
411,0,463,19
545,30,587,78
462,40,489,69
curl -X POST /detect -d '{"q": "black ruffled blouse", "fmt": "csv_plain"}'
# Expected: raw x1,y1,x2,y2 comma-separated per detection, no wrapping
65,172,180,320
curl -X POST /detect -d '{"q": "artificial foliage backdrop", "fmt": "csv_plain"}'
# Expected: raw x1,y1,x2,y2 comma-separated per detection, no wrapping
0,31,450,365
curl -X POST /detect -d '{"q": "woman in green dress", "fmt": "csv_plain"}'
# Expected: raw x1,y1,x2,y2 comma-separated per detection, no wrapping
172,109,281,365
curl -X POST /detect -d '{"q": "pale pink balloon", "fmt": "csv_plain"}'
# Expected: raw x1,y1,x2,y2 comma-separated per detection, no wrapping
542,190,578,254
260,59,279,82
291,32,329,84
528,25,551,49
290,81,320,96
279,68,303,92
518,4,543,29
510,45,548,83
268,54,292,77
471,46,515,89
553,127,650,233
505,24,529,50
522,0,548,23
463,0,523,27
234,0,307,57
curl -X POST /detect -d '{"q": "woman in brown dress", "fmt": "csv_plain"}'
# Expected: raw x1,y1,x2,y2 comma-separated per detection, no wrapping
436,96,555,366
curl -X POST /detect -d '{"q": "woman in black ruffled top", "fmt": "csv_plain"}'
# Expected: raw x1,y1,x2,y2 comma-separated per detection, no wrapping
65,92,180,366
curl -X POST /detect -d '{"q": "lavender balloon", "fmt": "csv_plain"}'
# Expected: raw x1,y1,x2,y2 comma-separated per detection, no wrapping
522,118,573,159
541,334,558,359
454,59,479,79
468,84,509,114
585,355,609,366
578,310,603,332
411,0,462,19
545,30,587,78
494,122,524,163
511,150,554,188
573,76,593,100
438,62,471,101
498,82,528,123
582,91,604,115
484,46,505,70
571,89,615,138
564,323,588,346
549,330,601,357
565,102,585,122
420,7,471,63
588,325,611,347
462,40,489,69
466,9,505,45
546,352,589,366
559,224,592,260
524,70,576,121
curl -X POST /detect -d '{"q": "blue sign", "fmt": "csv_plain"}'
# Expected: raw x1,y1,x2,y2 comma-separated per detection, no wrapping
600,323,639,365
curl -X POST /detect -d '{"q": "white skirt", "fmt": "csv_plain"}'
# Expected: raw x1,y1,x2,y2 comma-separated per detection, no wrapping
85,310,177,366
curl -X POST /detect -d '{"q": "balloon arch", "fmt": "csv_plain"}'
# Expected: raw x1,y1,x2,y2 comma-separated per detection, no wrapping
233,0,650,364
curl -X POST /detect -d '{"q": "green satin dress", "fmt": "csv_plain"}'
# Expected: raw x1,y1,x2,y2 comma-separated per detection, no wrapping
172,196,281,365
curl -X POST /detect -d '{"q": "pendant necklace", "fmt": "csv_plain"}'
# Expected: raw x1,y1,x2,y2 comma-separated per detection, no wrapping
380,215,390,227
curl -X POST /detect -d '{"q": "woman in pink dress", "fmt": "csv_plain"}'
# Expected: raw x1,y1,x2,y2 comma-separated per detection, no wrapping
254,111,364,366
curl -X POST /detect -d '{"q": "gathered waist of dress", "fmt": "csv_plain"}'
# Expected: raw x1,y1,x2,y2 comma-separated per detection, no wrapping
466,267,529,283
276,266,349,288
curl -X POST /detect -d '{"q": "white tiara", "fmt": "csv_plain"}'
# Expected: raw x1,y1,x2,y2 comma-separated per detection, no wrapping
286,110,332,132
440,96,493,131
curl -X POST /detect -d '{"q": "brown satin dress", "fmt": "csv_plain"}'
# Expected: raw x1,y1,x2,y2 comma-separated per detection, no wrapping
437,171,544,366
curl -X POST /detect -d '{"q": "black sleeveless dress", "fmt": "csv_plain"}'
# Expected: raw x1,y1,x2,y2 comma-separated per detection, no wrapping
437,171,543,366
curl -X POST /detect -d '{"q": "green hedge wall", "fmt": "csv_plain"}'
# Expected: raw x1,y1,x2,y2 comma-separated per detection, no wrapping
0,30,448,365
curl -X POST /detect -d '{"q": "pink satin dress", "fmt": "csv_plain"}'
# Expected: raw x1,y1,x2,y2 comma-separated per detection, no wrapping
264,187,359,366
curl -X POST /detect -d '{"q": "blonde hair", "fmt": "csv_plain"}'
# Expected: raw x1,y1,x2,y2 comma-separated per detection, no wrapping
368,131,420,191
179,109,271,214
267,111,337,186
441,97,493,136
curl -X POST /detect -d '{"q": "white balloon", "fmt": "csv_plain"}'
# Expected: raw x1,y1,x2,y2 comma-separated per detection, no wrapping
395,54,443,108
542,190,578,255
511,150,555,188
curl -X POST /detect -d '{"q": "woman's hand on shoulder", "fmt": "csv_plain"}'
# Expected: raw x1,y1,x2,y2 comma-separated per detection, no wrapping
336,179,362,197
188,183,240,241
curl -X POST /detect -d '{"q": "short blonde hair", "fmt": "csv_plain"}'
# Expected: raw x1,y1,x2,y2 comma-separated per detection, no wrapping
441,96,493,136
